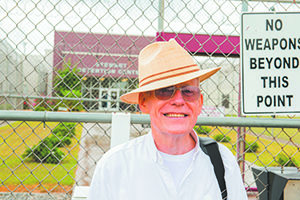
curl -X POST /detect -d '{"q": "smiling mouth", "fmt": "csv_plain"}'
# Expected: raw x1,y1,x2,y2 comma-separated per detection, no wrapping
163,113,188,118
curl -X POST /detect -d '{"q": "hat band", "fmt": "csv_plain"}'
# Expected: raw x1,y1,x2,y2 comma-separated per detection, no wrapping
139,64,199,87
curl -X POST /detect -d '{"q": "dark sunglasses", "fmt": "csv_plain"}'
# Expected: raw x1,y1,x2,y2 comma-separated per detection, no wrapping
154,85,201,102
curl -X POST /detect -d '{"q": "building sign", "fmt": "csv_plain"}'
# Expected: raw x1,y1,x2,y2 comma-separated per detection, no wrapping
53,31,154,78
62,53,138,78
241,12,300,115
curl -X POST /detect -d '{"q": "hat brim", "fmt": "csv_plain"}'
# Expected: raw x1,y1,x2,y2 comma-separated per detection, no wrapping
120,67,221,104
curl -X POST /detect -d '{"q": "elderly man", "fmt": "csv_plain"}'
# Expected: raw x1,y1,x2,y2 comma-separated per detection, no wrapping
88,39,247,200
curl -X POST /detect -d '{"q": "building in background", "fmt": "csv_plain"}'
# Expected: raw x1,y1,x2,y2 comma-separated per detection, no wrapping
0,30,239,115
53,31,240,115
0,39,24,109
0,39,52,110
53,31,155,112
22,53,52,97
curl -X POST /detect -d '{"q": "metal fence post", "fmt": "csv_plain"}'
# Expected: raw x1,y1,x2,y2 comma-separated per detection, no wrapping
110,112,131,148
158,0,165,32
237,0,249,181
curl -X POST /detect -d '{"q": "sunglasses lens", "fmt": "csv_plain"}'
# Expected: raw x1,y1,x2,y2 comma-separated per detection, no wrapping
181,86,200,101
154,86,200,101
154,86,175,100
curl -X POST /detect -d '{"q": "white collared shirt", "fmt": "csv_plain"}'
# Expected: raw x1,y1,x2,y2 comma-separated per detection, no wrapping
88,131,248,200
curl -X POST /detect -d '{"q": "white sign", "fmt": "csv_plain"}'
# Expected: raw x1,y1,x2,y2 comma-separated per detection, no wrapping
241,12,300,115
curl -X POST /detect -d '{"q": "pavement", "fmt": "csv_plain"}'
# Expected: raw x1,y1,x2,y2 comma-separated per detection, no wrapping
75,123,111,186
0,192,70,200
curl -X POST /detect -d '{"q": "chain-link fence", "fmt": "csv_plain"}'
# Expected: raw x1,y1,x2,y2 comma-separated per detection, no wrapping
1,0,300,199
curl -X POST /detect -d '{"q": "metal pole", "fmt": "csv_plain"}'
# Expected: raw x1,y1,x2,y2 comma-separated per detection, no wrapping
242,0,249,12
158,0,164,32
0,111,300,128
111,113,131,148
238,0,249,181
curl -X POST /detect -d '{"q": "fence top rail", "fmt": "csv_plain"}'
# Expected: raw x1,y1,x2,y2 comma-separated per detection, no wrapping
0,110,299,128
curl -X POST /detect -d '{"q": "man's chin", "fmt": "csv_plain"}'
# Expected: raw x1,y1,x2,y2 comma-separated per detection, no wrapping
162,128,193,136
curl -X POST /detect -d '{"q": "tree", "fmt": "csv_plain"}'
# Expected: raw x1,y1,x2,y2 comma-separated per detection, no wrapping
53,58,83,111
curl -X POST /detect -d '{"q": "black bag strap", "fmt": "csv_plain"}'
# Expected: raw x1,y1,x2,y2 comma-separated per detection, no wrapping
199,137,228,200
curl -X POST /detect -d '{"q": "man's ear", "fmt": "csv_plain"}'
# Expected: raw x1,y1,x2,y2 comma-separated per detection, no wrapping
138,92,150,114
197,93,204,116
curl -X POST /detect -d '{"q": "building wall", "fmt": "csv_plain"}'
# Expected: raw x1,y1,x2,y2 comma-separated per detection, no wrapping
22,53,52,97
0,39,23,109
0,39,52,110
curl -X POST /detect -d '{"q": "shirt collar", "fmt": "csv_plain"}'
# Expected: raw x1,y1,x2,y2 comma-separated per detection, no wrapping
145,131,160,163
190,130,201,160
146,130,201,163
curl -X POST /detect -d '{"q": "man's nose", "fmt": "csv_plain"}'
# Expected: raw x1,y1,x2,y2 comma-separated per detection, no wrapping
170,89,185,105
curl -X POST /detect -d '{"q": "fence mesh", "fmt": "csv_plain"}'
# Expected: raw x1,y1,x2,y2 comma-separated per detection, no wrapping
0,0,300,199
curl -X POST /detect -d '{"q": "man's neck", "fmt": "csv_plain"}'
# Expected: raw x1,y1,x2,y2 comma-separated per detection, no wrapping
152,130,196,155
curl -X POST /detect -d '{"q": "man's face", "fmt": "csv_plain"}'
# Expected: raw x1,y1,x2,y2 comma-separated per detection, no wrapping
139,78,203,137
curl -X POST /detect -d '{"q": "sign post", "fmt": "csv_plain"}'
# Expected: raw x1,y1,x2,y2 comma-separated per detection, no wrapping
241,12,300,115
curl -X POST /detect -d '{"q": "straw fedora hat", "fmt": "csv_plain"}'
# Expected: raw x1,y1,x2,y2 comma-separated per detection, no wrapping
120,38,221,104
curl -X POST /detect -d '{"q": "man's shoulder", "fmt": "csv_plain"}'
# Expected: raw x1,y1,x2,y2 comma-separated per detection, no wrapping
217,142,240,170
102,134,148,161
217,142,232,153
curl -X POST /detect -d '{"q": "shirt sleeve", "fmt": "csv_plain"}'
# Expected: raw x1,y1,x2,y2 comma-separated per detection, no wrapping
218,143,248,200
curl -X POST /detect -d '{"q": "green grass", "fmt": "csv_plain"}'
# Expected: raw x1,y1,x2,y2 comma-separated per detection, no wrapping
206,126,300,167
0,121,82,191
243,133,300,167
1,119,298,192
249,127,300,144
